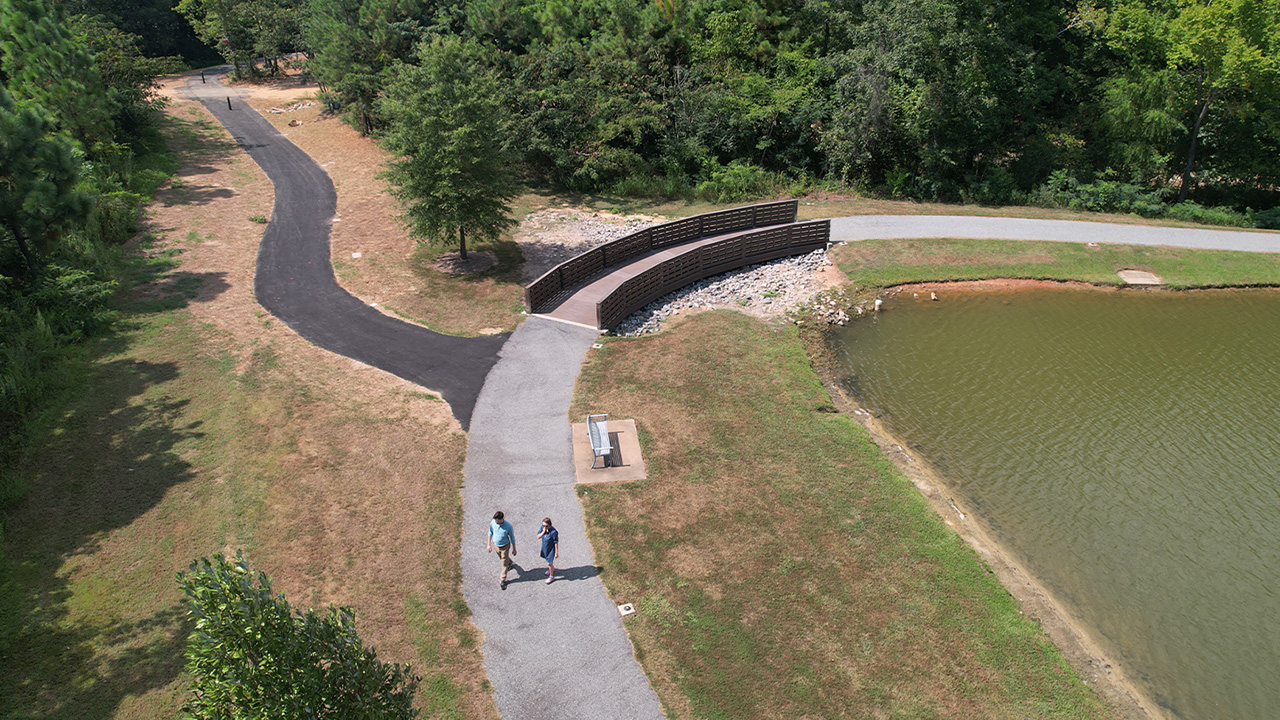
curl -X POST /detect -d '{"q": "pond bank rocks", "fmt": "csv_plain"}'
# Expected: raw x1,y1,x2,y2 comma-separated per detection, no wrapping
612,249,834,336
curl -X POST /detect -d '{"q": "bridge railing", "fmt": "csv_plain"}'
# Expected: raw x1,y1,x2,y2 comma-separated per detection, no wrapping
595,219,830,331
524,200,798,314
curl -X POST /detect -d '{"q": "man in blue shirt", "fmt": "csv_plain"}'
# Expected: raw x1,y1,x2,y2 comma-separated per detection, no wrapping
487,510,517,589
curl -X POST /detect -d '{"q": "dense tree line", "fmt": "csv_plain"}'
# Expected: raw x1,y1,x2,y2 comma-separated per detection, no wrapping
187,0,1280,227
0,0,181,481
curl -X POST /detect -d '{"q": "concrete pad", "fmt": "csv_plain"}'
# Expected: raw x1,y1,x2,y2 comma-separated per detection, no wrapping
571,418,647,484
1118,269,1162,285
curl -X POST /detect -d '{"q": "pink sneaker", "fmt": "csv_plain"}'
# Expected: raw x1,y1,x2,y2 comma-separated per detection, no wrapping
546,576,554,584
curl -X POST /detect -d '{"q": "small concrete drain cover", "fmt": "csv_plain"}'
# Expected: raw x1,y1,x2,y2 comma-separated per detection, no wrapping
1118,270,1161,285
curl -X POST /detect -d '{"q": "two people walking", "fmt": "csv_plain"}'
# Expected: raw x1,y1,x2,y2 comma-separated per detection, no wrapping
487,511,559,589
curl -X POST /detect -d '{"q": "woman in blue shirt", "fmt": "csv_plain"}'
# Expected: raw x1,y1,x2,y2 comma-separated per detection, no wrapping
537,517,559,584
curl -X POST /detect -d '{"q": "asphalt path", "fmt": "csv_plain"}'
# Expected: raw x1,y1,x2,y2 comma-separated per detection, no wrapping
185,71,664,719
180,71,505,429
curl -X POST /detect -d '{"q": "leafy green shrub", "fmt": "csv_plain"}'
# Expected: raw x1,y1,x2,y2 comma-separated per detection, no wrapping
0,307,57,444
1165,202,1253,228
128,167,172,197
884,166,913,199
178,553,420,720
83,189,144,244
1031,170,1168,217
695,162,785,202
962,167,1022,205
611,172,692,200
881,165,948,201
30,265,118,339
1253,207,1280,230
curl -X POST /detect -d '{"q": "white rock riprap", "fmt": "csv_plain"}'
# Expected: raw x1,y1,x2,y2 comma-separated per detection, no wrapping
516,208,665,282
611,249,834,336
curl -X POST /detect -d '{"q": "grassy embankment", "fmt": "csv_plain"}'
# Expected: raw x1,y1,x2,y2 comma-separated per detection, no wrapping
572,311,1117,719
569,233,1280,718
0,94,495,719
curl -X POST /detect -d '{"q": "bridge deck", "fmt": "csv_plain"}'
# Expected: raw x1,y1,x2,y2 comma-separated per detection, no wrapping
537,233,743,328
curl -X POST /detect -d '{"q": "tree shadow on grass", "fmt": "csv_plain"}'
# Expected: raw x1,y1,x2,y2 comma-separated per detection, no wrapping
121,271,233,314
159,184,237,207
0,357,203,718
410,237,526,287
156,113,241,179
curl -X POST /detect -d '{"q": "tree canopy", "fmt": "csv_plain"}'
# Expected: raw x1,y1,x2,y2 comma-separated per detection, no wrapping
171,0,1280,214
177,553,420,720
379,35,518,258
2,0,177,470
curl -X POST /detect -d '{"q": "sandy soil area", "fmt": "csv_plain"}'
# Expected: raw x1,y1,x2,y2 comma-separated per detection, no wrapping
821,278,1161,720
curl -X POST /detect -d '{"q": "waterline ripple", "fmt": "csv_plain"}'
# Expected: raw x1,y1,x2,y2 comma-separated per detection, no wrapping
829,287,1280,720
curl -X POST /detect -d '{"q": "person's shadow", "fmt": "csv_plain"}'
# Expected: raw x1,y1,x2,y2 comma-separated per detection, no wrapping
509,564,602,584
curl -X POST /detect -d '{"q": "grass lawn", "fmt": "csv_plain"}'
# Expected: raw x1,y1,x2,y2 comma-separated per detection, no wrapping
0,87,496,720
571,311,1117,720
394,233,526,335
828,237,1280,290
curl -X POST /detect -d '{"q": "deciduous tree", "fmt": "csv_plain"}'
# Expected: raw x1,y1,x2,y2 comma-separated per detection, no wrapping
379,36,516,260
177,553,420,720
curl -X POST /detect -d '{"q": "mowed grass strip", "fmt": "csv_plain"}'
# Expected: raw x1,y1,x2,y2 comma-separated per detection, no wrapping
830,237,1280,289
572,311,1116,720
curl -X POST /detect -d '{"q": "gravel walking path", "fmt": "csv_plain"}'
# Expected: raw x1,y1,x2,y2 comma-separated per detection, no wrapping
460,317,665,720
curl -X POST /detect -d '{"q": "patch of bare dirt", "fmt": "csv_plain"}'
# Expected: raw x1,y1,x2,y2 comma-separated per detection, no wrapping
434,250,497,275
514,207,666,282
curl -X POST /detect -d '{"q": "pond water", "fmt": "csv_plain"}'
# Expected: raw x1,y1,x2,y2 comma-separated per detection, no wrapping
828,287,1280,720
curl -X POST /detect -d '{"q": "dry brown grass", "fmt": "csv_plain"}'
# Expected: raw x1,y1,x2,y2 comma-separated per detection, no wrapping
571,311,1119,720
0,73,496,719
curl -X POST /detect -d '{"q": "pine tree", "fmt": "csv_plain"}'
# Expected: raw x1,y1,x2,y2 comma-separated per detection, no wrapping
0,86,90,276
0,0,116,150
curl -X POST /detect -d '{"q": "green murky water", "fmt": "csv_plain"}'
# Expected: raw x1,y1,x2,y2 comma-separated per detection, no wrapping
828,287,1280,720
